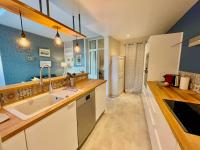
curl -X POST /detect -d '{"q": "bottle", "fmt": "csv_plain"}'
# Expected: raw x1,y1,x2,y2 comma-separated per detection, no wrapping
173,75,180,87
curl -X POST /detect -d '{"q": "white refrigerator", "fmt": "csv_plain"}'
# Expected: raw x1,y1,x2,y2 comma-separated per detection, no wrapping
110,56,125,97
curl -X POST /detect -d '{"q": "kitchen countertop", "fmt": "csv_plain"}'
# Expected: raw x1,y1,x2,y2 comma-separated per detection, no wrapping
147,81,200,150
0,79,106,142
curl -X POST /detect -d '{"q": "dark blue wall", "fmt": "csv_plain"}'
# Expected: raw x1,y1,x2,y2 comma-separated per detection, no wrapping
168,1,200,73
0,24,64,85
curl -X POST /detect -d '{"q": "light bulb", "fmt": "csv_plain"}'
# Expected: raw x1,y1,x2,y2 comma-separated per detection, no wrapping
74,43,80,53
54,36,62,46
54,30,63,47
17,33,30,49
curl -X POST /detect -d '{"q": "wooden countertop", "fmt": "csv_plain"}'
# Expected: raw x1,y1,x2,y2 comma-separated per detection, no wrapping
147,81,200,150
0,79,106,142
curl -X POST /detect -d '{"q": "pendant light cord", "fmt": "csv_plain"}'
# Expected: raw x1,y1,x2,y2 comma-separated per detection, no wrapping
19,12,24,33
56,26,59,37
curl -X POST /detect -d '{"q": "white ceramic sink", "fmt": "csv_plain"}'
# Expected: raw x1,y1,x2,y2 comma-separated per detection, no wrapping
51,87,82,98
4,88,82,120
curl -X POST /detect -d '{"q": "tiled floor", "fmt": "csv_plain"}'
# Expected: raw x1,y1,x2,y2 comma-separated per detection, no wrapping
81,93,152,150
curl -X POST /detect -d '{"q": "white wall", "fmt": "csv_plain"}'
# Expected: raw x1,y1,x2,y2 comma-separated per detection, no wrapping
109,37,121,56
147,32,183,81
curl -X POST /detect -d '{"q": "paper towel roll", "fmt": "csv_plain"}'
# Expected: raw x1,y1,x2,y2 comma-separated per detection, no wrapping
179,77,190,90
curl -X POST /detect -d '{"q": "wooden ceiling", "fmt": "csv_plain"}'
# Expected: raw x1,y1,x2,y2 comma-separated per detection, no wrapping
0,0,86,38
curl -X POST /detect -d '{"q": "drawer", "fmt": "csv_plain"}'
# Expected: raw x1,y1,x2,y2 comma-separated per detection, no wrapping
148,125,162,150
142,94,155,128
142,88,156,127
154,105,177,150
147,85,160,114
143,87,151,108
154,128,163,150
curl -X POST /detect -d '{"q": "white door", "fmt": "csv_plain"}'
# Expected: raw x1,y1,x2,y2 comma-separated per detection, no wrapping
88,40,98,79
89,49,98,79
88,39,104,79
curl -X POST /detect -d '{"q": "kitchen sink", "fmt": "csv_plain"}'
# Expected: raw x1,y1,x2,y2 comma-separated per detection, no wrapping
51,87,82,99
4,88,82,120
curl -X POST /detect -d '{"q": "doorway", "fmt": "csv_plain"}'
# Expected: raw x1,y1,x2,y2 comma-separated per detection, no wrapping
88,38,104,79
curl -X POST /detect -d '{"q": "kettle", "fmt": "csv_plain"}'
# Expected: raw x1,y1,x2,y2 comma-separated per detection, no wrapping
163,74,180,87
163,74,174,85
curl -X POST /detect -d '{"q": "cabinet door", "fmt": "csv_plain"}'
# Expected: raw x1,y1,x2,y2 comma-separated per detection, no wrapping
147,32,182,81
1,132,27,150
25,101,78,150
95,83,106,121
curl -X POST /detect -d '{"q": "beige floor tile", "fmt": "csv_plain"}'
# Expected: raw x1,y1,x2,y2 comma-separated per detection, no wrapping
81,93,152,150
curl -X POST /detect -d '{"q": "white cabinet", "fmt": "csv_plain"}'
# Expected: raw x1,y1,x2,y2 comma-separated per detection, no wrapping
142,86,180,150
1,132,27,150
147,32,183,81
25,101,78,150
95,83,106,121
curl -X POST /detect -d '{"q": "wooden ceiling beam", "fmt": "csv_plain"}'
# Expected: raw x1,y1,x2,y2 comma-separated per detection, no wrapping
0,0,86,38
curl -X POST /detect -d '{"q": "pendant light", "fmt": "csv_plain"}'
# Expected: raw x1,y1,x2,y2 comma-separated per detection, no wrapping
17,12,31,50
74,36,80,53
54,26,63,47
73,0,81,53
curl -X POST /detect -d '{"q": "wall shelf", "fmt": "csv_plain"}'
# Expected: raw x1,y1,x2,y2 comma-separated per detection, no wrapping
0,0,86,38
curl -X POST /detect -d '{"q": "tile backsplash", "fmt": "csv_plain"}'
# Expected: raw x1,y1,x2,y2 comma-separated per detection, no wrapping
179,71,200,94
0,73,88,106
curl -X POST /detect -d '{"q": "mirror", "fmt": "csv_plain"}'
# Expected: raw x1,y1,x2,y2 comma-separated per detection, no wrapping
0,9,66,86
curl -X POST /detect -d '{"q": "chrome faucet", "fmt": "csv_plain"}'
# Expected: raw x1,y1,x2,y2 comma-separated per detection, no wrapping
40,65,53,93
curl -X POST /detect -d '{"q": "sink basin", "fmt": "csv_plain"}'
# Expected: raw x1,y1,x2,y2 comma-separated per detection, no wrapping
4,88,82,120
51,87,82,98
4,93,63,120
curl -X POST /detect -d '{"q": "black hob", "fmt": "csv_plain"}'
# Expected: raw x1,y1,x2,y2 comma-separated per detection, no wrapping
164,99,200,136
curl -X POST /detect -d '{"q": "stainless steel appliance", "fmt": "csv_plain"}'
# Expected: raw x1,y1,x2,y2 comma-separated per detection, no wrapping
76,91,96,147
164,99,200,136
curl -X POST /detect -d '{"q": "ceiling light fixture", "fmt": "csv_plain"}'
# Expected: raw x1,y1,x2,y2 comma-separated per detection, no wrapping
54,27,63,47
73,0,82,54
17,12,31,50
74,36,80,53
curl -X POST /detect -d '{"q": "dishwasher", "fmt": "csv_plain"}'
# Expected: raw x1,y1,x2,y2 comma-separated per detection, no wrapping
76,90,96,147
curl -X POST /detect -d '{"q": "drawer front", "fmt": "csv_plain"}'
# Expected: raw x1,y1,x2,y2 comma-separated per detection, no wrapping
147,86,159,113
154,104,177,150
154,128,163,150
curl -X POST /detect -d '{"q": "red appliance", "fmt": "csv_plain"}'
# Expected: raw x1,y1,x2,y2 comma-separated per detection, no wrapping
163,74,174,85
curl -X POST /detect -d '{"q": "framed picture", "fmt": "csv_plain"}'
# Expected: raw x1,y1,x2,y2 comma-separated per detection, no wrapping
75,55,82,66
39,48,50,57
